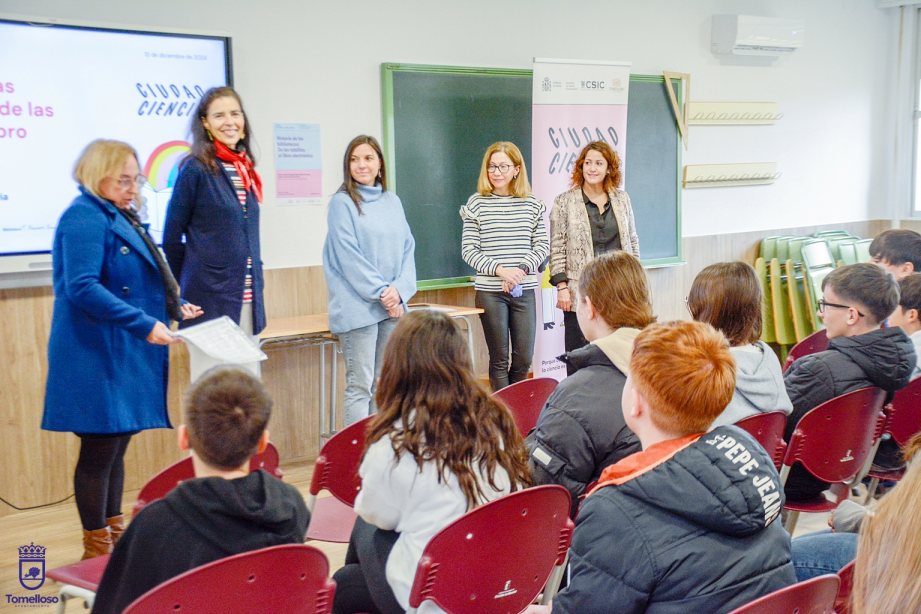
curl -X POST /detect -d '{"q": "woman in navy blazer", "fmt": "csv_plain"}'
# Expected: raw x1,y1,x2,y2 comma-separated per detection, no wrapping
163,86,265,336
43,140,201,560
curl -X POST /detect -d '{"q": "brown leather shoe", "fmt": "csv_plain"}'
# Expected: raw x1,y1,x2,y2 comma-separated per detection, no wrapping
81,527,113,560
106,515,126,546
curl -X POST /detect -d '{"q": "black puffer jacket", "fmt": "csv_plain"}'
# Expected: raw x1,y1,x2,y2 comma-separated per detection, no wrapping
526,332,641,517
783,327,916,499
552,426,796,614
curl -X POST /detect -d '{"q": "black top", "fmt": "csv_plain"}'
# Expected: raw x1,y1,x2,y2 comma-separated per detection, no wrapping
582,190,621,255
92,471,309,614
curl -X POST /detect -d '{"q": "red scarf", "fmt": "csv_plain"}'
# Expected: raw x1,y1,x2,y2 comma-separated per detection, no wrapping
214,140,263,204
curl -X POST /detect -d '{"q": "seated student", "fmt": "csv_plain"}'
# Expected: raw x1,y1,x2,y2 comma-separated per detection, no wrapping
887,273,921,380
688,261,793,427
852,432,921,613
783,263,916,502
530,321,796,614
331,310,530,614
526,252,651,517
869,228,921,279
92,368,309,614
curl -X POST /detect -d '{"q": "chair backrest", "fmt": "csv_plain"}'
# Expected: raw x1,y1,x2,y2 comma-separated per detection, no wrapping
835,560,855,614
769,258,797,346
853,238,872,263
783,329,829,372
781,387,886,485
308,415,375,505
884,376,921,446
802,239,836,270
755,258,777,345
727,574,840,614
734,411,788,469
122,544,335,614
493,377,559,435
408,485,574,614
250,441,284,479
837,241,858,265
132,442,283,517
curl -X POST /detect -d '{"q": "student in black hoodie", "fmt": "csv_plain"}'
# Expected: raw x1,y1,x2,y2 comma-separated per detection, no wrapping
783,263,916,502
92,368,309,614
526,252,651,517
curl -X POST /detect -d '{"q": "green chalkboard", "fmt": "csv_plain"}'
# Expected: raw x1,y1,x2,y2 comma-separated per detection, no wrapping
381,64,682,288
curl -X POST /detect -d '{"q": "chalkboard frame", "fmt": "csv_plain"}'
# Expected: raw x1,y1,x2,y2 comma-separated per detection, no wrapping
381,63,683,290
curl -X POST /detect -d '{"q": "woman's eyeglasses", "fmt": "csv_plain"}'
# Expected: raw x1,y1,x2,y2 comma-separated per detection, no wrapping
487,164,514,174
116,175,146,188
817,298,865,317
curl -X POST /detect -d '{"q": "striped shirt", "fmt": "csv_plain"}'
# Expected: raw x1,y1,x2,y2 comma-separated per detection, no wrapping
221,162,254,304
460,193,549,291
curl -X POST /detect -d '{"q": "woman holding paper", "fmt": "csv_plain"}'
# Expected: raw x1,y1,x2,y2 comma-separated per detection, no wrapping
42,139,201,560
164,86,265,336
461,141,549,391
323,135,416,426
549,141,639,364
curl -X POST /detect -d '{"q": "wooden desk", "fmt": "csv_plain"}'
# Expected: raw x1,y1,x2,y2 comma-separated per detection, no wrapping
259,303,483,444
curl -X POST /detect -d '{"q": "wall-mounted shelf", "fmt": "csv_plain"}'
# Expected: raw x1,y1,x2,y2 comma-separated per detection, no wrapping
687,101,781,125
683,162,780,188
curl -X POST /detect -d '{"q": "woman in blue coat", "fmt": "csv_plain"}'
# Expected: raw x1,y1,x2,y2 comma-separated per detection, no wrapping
163,86,265,336
43,140,201,560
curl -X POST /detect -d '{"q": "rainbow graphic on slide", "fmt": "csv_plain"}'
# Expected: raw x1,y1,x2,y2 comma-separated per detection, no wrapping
143,140,190,190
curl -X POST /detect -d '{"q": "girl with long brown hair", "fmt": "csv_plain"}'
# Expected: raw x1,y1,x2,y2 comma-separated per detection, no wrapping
332,309,530,614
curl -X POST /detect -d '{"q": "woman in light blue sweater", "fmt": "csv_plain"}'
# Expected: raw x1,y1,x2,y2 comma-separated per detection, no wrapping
323,135,416,425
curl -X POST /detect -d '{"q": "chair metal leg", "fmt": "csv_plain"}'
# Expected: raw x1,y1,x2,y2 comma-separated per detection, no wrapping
864,477,880,505
540,553,569,605
783,509,800,534
56,585,96,614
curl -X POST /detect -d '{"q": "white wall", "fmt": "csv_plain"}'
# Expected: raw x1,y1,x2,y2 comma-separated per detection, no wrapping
2,0,897,266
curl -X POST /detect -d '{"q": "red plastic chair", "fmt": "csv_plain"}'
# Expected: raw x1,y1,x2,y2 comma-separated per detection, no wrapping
46,553,110,614
493,377,559,435
783,329,829,372
780,387,886,532
835,560,855,614
864,377,921,500
406,485,574,613
131,442,284,517
122,544,335,614
306,415,374,543
734,411,788,469
727,574,840,614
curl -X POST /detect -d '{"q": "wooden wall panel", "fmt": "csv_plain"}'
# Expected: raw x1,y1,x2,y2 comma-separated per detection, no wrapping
0,219,888,515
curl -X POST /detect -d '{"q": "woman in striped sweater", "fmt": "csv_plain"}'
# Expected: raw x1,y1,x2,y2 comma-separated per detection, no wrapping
460,141,549,391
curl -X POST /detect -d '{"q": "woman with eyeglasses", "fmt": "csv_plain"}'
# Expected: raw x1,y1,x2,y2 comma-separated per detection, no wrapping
323,135,416,426
164,86,265,339
461,141,549,391
42,139,202,560
549,141,639,371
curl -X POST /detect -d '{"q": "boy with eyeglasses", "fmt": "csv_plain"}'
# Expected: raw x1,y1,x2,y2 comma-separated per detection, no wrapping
783,263,916,502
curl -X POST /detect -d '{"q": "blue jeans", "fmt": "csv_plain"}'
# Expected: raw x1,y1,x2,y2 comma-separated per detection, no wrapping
791,530,858,581
475,289,536,391
339,318,398,426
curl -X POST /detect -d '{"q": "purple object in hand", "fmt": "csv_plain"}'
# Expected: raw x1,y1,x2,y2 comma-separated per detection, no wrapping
510,284,523,298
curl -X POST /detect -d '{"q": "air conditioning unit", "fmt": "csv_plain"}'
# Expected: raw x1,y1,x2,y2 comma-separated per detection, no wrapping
711,15,805,56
